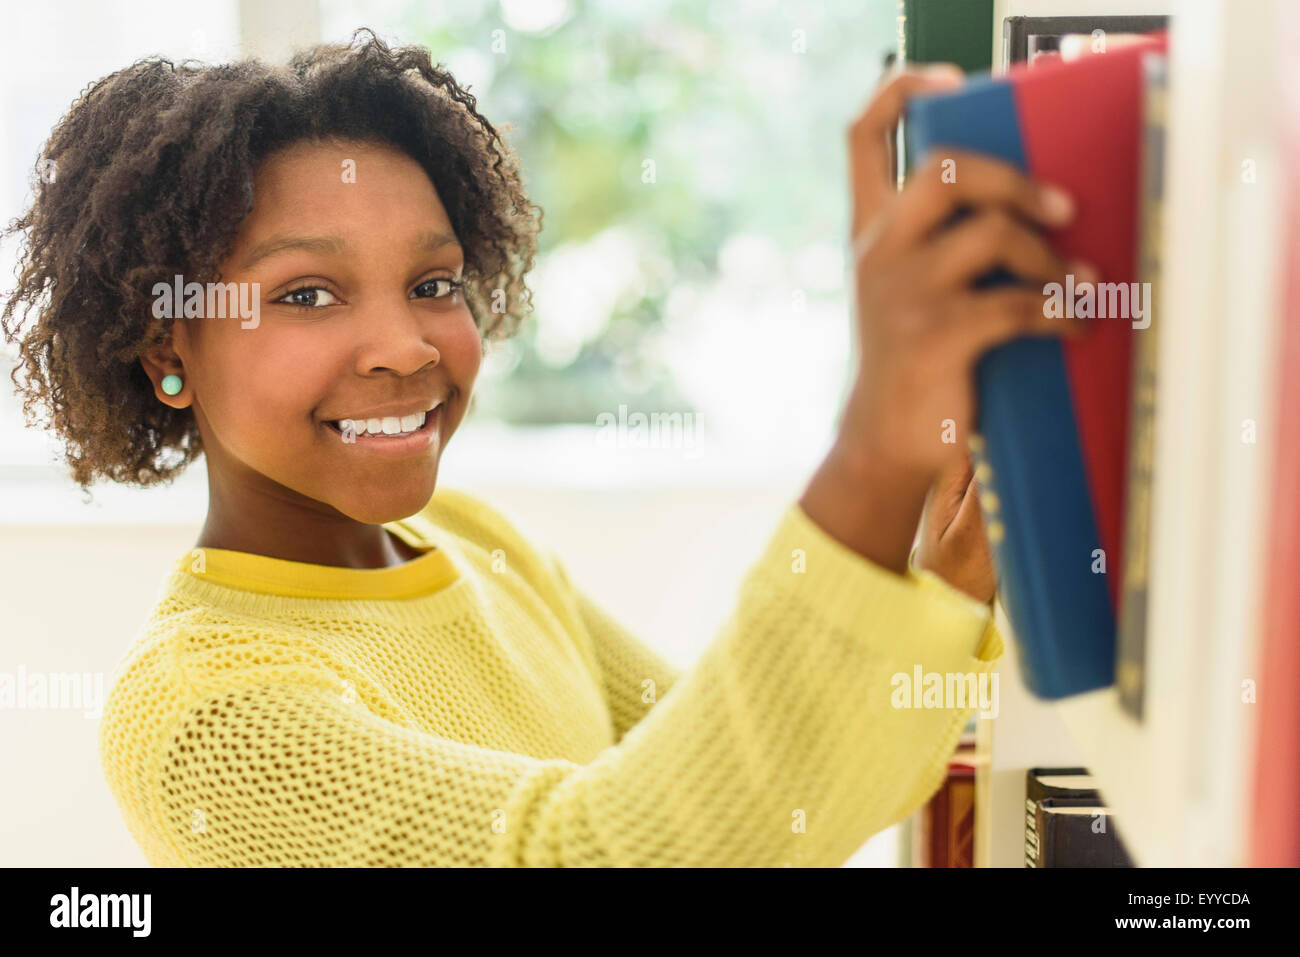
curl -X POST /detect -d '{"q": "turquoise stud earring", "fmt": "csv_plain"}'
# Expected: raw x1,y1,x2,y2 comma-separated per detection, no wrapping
161,374,183,396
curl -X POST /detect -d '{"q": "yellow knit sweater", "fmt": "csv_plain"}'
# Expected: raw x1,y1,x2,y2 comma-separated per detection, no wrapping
99,486,1002,867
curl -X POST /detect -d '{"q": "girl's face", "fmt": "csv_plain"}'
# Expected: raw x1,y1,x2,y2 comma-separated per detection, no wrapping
161,139,482,527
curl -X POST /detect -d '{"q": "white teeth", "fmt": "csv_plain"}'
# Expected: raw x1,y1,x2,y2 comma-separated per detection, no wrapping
335,410,427,436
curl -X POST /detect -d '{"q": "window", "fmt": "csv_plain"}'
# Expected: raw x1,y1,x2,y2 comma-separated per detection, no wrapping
1,0,897,518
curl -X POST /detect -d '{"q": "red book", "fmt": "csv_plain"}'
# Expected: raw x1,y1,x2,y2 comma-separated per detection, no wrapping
920,744,977,867
1251,11,1300,869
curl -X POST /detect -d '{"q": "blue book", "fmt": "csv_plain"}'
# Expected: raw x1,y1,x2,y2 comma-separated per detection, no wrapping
902,39,1163,698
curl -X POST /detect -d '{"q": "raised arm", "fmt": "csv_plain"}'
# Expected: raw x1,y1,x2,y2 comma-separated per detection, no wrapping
138,498,999,868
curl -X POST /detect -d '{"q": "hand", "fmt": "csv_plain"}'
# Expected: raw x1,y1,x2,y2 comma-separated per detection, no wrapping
801,65,1089,575
914,452,996,604
843,70,1089,484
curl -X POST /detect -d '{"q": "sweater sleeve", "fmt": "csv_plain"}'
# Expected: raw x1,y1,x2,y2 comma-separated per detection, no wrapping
151,500,1002,867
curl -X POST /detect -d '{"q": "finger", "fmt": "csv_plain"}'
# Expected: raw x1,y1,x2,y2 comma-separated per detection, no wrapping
933,449,974,503
878,150,1074,255
925,207,1074,291
933,456,975,537
944,471,984,544
848,66,965,240
948,286,1089,358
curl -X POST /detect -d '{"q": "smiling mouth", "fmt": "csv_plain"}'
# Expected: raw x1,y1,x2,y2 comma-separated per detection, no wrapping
324,406,441,440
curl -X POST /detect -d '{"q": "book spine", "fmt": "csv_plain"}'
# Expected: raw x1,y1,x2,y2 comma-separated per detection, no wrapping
1034,801,1136,867
1033,802,1049,868
968,411,1113,699
947,774,976,867
1024,797,1038,867
1117,53,1168,721
967,429,1055,696
899,0,914,182
900,0,916,66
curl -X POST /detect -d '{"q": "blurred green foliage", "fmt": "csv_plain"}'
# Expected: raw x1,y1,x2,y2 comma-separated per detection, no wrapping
352,0,897,424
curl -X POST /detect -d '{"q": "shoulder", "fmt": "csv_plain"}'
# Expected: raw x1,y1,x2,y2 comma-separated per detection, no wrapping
416,486,551,567
99,597,351,783
417,485,584,627
103,596,342,723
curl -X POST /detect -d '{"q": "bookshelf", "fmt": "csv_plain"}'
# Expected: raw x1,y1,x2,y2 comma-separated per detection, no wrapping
974,0,1285,868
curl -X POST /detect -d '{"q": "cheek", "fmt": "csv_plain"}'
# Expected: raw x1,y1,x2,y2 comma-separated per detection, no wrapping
443,310,484,386
206,327,334,442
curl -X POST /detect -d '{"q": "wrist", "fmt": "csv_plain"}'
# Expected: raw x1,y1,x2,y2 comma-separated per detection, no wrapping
799,433,932,575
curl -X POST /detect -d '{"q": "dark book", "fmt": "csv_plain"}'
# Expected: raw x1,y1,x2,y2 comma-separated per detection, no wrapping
1024,768,1101,867
1033,800,1135,867
1003,15,1169,70
1027,767,1099,802
1118,52,1168,721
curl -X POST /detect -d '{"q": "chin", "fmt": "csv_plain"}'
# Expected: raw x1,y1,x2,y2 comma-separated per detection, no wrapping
331,475,439,525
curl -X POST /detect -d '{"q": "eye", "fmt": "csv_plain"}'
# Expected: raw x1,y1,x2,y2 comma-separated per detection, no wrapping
412,277,464,300
276,286,341,308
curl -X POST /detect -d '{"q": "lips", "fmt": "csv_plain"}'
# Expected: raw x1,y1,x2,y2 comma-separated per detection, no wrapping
322,396,445,432
335,410,428,436
322,404,443,447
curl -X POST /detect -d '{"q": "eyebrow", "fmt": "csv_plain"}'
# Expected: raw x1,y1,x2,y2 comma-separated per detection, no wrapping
240,230,462,269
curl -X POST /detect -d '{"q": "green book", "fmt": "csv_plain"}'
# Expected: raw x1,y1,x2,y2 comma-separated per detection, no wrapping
898,0,996,179
901,0,996,73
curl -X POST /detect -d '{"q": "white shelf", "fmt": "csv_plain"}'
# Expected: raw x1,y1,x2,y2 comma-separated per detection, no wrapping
984,0,1283,868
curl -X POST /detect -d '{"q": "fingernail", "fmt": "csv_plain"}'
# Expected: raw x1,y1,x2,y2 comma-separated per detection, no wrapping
924,63,965,84
1042,185,1073,223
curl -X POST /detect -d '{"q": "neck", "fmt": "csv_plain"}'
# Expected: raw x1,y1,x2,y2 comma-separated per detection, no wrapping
195,472,425,569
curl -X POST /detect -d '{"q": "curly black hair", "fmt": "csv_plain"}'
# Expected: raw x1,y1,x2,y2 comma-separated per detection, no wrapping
1,29,541,490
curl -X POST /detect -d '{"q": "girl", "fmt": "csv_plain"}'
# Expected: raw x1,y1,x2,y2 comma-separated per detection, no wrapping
2,33,1083,867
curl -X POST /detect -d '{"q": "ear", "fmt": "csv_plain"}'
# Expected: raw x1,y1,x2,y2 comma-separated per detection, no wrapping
138,324,191,407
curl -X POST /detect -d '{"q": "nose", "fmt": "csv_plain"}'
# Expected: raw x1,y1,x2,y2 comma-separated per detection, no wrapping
353,295,442,377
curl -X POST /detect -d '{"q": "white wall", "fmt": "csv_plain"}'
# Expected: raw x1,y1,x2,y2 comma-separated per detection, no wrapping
1,524,201,867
